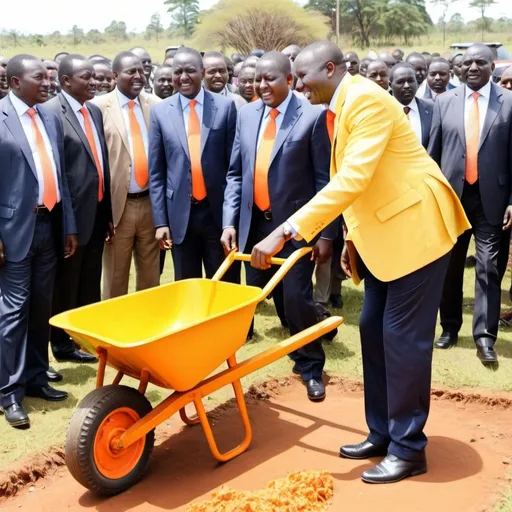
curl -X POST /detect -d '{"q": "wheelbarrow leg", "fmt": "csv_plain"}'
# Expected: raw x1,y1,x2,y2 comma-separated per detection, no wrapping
193,355,253,462
179,407,200,425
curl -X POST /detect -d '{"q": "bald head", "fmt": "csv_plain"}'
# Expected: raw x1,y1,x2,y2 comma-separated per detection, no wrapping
462,43,495,91
255,51,293,108
282,45,301,63
0,56,9,69
379,52,396,69
366,60,390,90
258,51,292,75
500,65,512,91
243,55,260,69
299,40,345,68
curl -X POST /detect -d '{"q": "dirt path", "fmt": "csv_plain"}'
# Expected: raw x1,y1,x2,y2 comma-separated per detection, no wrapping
2,379,512,511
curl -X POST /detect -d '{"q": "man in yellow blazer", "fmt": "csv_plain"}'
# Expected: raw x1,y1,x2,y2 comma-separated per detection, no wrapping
251,41,470,484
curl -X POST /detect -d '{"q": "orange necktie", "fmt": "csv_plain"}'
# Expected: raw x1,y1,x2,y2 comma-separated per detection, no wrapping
27,108,58,210
254,109,279,211
465,91,480,185
188,100,207,200
80,107,103,201
127,101,148,189
326,109,336,144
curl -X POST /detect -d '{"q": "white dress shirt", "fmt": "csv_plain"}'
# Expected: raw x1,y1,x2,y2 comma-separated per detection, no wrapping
9,91,61,205
61,90,104,187
464,81,491,140
116,89,149,193
406,98,422,145
179,87,205,137
256,90,293,150
416,80,427,98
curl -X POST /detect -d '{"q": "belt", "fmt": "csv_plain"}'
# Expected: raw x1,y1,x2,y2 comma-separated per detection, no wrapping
191,196,208,205
255,208,272,221
127,190,149,200
34,205,51,216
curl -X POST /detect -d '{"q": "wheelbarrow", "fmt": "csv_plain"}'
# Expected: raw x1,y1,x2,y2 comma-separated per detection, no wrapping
50,248,343,496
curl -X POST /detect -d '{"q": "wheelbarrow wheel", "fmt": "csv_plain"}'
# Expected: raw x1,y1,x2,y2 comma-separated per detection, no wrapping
66,385,154,496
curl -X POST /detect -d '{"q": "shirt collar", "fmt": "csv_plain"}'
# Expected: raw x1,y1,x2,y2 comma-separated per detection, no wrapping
263,89,293,119
179,87,205,111
466,80,491,99
116,88,141,108
328,73,349,113
9,91,33,117
406,98,418,112
61,90,84,114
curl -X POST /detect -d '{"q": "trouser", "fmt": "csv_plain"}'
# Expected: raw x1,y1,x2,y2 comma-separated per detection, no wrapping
0,214,56,407
314,235,344,310
361,254,449,459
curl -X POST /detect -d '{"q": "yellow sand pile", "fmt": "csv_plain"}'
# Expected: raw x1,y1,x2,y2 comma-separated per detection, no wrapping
187,470,334,512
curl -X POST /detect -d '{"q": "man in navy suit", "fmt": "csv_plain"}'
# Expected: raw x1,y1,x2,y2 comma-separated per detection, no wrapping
0,55,77,428
149,47,238,281
222,51,336,402
390,63,434,149
424,58,456,100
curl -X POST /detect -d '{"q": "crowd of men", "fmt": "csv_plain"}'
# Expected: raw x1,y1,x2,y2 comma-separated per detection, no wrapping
0,41,511,432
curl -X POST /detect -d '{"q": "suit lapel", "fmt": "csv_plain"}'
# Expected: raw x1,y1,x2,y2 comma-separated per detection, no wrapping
38,107,61,177
60,93,97,166
453,87,466,149
416,98,430,148
269,94,302,166
201,91,218,156
108,92,131,155
249,101,265,178
330,73,353,171
2,98,38,179
139,92,152,129
167,95,190,160
479,83,502,150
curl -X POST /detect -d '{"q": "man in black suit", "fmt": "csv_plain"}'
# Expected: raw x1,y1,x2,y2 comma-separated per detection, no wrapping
390,62,434,148
46,55,114,364
428,44,512,365
366,60,390,92
424,58,456,100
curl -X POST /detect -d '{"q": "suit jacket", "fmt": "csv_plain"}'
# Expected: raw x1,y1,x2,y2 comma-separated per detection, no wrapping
287,73,470,284
223,94,337,252
149,88,237,244
428,82,512,226
0,95,76,262
415,97,434,149
423,82,456,100
45,92,113,246
92,90,161,227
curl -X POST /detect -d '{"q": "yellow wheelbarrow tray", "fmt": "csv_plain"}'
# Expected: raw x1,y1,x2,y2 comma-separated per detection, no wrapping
50,248,343,496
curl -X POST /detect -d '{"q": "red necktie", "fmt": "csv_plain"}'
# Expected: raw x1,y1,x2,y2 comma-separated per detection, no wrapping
403,106,411,119
80,107,103,201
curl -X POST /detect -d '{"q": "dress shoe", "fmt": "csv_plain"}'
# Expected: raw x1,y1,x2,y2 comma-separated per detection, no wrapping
1,403,30,429
435,331,458,349
46,367,63,383
339,439,389,460
329,294,344,309
53,348,98,364
25,385,68,402
361,453,427,484
306,379,325,402
476,338,498,365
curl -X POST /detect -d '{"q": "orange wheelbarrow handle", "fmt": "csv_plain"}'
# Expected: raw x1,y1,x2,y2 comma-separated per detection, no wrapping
211,247,312,303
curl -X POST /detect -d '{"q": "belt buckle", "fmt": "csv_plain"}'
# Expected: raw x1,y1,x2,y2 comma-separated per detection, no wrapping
263,210,272,221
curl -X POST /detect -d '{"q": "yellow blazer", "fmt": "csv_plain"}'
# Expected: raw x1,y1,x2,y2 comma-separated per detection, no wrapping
288,73,470,284
92,90,161,227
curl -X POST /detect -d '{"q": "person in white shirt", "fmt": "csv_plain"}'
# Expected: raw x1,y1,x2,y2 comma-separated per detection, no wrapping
405,52,428,97
93,51,161,299
424,58,454,100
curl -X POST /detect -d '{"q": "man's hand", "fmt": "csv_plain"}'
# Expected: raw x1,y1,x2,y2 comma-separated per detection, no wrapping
312,238,333,265
251,225,291,269
504,206,512,230
156,227,172,250
220,227,237,255
340,244,352,278
105,222,115,244
0,239,5,268
64,235,78,259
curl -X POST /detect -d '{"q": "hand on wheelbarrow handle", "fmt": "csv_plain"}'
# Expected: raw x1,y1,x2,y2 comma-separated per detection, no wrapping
212,247,312,303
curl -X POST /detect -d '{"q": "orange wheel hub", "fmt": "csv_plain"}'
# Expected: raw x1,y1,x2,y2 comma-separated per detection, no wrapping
93,407,145,479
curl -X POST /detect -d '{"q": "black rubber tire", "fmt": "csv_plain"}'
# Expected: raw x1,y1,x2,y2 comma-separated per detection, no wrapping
65,385,155,496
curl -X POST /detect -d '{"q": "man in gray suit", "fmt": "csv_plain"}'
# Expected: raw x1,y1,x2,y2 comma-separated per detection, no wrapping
428,43,512,365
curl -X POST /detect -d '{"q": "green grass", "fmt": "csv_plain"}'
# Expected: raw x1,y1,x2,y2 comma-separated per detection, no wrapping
494,489,512,512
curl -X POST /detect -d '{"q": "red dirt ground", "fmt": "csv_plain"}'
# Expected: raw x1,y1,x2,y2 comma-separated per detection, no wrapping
2,377,512,511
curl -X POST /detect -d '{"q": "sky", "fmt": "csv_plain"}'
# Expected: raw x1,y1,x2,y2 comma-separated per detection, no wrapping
1,0,510,35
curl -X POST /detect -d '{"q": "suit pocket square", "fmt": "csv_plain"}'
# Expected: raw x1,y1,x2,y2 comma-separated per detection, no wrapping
0,205,15,219
375,189,422,223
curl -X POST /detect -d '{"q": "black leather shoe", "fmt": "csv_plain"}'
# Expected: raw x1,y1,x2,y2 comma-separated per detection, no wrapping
435,331,458,349
54,348,98,364
2,403,30,429
330,294,344,309
476,338,498,365
340,439,389,460
47,367,63,383
25,385,68,402
361,453,427,484
306,379,325,402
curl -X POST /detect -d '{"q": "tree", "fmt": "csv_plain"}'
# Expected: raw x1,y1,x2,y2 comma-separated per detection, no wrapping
447,12,465,34
31,34,46,47
104,20,128,40
432,0,459,48
86,29,105,44
8,30,21,47
164,0,200,37
305,0,337,33
147,13,164,41
69,25,84,46
379,0,430,45
195,0,329,54
340,0,388,48
469,0,496,41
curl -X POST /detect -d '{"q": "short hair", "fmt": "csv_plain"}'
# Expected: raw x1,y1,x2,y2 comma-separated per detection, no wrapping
251,49,265,58
257,51,292,75
367,59,389,72
43,60,58,71
421,51,431,56
173,47,203,69
203,51,225,61
92,59,112,69
154,65,173,78
58,54,88,82
429,57,450,68
406,52,425,63
54,51,69,60
112,51,139,73
6,54,42,83
392,49,404,58
431,52,441,58
390,62,415,81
